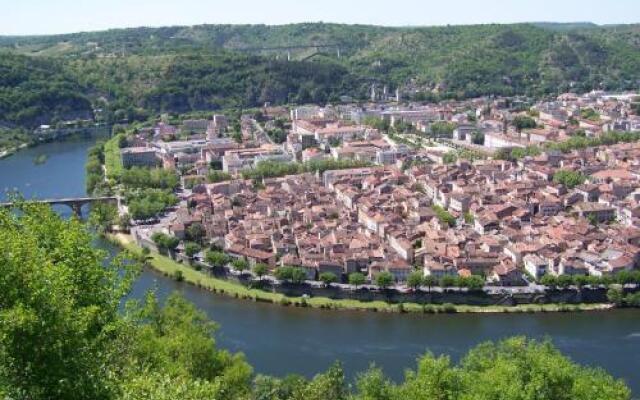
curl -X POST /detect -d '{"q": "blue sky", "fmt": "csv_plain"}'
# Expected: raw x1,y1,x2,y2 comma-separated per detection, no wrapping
3,0,640,35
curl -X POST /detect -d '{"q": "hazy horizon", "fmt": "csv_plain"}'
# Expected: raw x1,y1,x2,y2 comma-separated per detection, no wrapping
4,0,640,36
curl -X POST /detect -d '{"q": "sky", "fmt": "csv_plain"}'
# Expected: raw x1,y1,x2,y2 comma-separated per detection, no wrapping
3,0,640,36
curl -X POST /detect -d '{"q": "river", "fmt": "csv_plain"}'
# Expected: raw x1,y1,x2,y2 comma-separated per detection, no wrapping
2,137,639,393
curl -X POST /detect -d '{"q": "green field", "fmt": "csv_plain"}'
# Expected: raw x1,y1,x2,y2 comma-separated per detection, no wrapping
103,134,123,178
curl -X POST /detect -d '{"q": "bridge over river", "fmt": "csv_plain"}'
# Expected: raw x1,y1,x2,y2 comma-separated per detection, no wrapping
1,196,119,216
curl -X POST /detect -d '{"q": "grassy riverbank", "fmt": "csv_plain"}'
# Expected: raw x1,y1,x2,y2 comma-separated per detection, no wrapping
109,233,613,314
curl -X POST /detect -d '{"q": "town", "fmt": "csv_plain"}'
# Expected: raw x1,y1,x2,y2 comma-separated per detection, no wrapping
102,90,640,296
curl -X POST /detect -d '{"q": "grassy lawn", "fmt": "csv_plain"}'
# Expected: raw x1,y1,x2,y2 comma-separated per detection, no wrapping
110,233,612,314
104,134,123,179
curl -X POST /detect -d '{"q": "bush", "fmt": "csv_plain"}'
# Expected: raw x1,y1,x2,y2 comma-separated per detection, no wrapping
173,270,184,282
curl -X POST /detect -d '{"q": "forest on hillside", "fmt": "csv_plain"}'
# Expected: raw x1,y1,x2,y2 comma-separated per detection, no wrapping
2,22,640,128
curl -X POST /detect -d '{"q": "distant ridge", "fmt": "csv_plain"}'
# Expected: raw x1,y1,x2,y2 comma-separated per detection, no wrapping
0,22,639,128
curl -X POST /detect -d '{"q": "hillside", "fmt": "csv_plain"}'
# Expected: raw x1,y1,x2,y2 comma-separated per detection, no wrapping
1,22,640,128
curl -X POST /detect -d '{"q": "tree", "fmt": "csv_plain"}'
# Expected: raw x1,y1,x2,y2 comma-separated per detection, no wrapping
117,213,131,231
553,170,587,189
432,205,456,227
375,272,394,290
183,242,201,258
186,223,206,244
275,266,308,284
205,250,230,267
252,263,269,281
607,286,625,306
290,268,308,284
406,271,424,291
423,275,438,292
151,232,180,254
440,275,457,288
354,366,394,400
0,202,139,399
231,258,249,273
557,274,575,289
319,272,338,286
513,115,537,133
540,274,559,287
88,202,118,233
460,275,485,291
430,121,455,137
126,293,252,399
349,272,366,289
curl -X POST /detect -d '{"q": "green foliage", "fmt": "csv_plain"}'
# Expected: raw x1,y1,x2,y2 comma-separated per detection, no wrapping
319,272,338,285
430,121,456,137
0,202,139,399
120,167,179,190
0,128,31,152
348,272,366,288
253,263,269,279
436,274,485,289
125,293,252,398
363,116,391,133
126,189,178,220
231,258,250,272
607,286,625,306
513,115,537,132
5,23,640,129
241,159,372,180
541,271,640,289
497,131,640,162
553,170,587,189
423,275,438,289
183,242,201,258
406,271,424,290
104,134,124,178
580,108,600,121
205,251,230,267
183,175,206,189
267,127,287,144
151,232,180,252
88,202,118,233
0,54,92,128
185,222,206,244
442,151,458,164
432,204,456,227
85,141,108,194
464,211,475,224
375,271,394,289
0,203,632,399
275,266,308,284
207,170,232,183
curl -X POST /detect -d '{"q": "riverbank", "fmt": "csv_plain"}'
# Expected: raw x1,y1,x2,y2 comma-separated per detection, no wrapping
0,143,29,159
0,126,109,160
109,233,614,314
